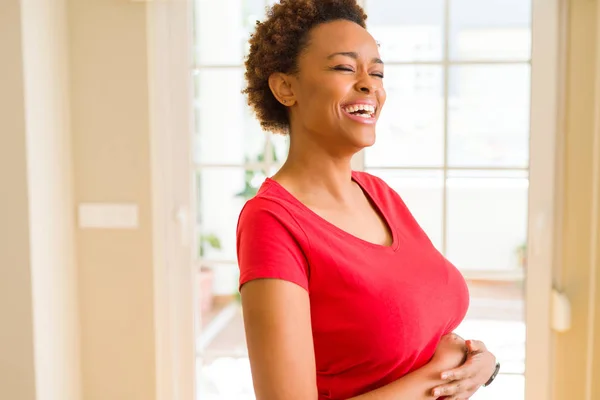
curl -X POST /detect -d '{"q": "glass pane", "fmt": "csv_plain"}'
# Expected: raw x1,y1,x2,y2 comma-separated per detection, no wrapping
196,168,267,263
366,169,444,250
195,167,263,400
365,0,444,62
271,134,290,164
448,65,531,168
366,66,444,167
450,0,532,61
446,170,529,272
194,69,266,165
194,0,266,66
469,374,524,399
455,283,525,395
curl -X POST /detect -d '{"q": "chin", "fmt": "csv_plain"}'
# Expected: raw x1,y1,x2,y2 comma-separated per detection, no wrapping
350,128,377,149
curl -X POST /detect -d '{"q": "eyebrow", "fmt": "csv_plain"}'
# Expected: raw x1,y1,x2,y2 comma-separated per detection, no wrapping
327,51,384,65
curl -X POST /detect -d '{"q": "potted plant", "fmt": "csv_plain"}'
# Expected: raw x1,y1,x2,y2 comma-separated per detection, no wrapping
197,232,222,313
515,242,527,270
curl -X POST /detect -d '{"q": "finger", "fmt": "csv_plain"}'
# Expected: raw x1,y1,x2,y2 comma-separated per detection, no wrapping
442,380,478,399
466,340,487,353
441,356,482,380
432,381,465,397
459,386,480,400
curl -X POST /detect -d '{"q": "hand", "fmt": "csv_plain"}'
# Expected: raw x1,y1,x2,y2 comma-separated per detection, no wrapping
431,333,468,370
432,340,497,400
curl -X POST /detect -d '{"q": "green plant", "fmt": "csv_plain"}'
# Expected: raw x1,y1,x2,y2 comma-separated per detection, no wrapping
235,169,263,200
515,242,527,269
235,145,280,201
198,232,222,259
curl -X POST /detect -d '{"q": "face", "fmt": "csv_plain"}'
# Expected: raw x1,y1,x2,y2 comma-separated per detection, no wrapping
279,20,386,152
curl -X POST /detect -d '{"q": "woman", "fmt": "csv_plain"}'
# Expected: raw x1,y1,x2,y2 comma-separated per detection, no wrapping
237,1,500,399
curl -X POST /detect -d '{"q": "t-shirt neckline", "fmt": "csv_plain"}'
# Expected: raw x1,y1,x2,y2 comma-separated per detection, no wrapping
263,172,399,252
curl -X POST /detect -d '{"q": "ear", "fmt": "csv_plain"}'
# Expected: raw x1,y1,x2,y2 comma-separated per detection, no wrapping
268,72,296,106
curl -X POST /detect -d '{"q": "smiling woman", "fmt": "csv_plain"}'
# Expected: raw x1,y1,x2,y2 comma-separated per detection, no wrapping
237,1,499,400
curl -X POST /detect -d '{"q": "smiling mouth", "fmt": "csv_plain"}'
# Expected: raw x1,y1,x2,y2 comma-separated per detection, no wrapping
342,104,376,119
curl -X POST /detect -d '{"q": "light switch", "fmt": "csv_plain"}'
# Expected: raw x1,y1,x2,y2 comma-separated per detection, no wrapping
551,289,571,333
78,203,139,229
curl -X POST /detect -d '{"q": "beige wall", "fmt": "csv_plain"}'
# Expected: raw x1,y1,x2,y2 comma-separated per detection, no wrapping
0,2,37,399
594,194,600,398
595,177,600,399
68,0,157,399
2,1,159,399
593,1,600,396
554,0,600,399
0,0,81,399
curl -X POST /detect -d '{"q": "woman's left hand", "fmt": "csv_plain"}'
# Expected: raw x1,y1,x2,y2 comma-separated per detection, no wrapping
432,339,497,400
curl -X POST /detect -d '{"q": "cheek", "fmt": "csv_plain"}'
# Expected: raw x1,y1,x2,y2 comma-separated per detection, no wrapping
303,85,345,119
377,88,387,107
295,75,354,125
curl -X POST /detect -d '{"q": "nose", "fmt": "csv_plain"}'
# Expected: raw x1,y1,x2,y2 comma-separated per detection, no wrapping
355,73,378,94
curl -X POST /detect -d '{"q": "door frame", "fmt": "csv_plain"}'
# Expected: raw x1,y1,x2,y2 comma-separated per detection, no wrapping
147,0,566,398
147,1,196,400
526,0,567,399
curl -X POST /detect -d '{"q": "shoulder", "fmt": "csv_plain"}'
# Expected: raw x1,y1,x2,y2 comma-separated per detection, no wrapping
238,184,296,226
236,184,312,290
237,183,308,242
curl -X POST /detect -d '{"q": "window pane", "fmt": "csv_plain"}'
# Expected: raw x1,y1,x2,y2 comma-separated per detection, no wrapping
365,0,444,62
365,66,444,167
194,69,265,165
446,170,529,272
449,0,532,61
448,65,531,168
271,134,290,164
366,169,444,250
196,168,267,263
194,0,266,66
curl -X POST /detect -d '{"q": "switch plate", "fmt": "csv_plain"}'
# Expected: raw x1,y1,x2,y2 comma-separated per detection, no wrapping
551,289,571,333
78,203,139,229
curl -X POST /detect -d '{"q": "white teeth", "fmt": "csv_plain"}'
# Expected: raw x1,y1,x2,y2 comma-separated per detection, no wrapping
343,104,375,115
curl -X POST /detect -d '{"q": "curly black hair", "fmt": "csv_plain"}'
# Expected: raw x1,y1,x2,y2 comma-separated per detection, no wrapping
242,0,368,134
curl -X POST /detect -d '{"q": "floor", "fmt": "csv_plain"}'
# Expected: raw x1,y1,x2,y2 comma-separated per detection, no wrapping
196,281,526,400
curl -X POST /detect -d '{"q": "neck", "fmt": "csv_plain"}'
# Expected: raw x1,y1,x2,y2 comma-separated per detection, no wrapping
273,131,358,202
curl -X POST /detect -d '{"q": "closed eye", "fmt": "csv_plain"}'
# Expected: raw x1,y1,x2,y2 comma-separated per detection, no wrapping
331,66,384,79
332,66,354,72
333,66,383,77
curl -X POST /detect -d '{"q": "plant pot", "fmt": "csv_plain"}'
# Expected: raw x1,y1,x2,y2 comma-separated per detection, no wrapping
516,247,527,270
198,267,214,314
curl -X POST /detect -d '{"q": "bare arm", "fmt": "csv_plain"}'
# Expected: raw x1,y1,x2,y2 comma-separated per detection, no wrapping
241,279,466,400
349,333,467,399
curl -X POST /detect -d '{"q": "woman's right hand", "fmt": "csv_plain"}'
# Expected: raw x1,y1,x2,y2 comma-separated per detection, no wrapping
431,333,468,371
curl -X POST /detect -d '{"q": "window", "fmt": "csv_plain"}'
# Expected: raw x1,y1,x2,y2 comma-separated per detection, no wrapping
192,1,532,398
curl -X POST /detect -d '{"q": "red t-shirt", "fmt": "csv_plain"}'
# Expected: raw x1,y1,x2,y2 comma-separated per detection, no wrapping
237,171,470,400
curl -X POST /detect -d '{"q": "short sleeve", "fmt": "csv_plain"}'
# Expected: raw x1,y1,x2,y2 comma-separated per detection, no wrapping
236,198,310,292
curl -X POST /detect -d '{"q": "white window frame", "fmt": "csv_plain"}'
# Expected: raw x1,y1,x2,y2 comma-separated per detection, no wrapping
147,0,565,398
